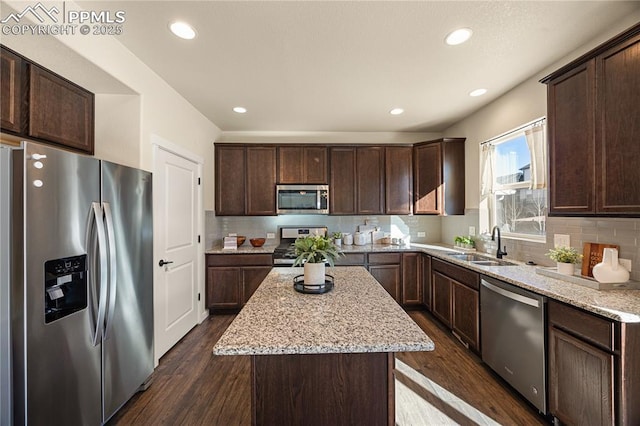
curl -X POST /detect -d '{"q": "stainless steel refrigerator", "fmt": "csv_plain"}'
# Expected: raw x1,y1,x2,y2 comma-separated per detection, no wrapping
2,141,154,425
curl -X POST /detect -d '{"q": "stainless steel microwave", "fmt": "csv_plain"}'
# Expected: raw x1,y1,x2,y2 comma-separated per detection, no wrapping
276,184,329,214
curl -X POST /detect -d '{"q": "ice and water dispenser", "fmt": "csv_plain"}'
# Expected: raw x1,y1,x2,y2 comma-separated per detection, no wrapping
44,255,88,323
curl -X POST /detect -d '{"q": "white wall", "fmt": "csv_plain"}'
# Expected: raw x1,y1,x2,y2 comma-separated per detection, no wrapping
94,94,141,166
441,15,640,275
444,14,640,211
1,0,222,210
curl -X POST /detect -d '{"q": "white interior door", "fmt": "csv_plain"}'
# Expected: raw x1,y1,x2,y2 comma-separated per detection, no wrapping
153,145,200,361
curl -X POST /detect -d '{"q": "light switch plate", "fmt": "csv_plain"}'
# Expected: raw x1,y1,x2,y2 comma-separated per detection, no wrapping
554,234,570,248
469,226,476,236
266,232,275,239
417,231,426,237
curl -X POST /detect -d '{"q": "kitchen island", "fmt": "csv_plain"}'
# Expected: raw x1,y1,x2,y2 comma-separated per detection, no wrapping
213,266,434,426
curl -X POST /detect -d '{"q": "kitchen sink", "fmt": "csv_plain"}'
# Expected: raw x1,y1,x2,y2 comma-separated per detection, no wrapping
447,253,516,266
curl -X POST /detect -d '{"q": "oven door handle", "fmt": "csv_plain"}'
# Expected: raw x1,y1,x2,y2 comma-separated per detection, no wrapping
481,279,540,308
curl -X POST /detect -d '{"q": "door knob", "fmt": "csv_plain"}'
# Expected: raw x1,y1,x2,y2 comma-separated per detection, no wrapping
158,259,174,267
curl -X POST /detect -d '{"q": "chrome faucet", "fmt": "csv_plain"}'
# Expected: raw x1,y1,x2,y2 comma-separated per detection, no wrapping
491,226,508,259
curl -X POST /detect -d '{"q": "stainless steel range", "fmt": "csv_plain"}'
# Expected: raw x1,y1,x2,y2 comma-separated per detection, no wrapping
272,226,327,266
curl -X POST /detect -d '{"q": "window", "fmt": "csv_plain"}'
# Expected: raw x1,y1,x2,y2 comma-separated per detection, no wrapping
481,118,547,241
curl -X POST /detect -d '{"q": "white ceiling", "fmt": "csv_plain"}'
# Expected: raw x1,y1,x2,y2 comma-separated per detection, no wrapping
86,1,639,133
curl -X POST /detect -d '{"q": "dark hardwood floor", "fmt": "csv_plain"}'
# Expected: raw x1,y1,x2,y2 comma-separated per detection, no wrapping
108,311,549,425
395,312,548,425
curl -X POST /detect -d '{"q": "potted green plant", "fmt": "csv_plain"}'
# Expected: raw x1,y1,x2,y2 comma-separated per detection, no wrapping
546,246,582,275
332,232,343,247
454,236,475,249
293,234,343,284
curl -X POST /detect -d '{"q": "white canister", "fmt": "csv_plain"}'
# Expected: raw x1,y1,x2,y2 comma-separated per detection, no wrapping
343,233,353,245
354,232,367,246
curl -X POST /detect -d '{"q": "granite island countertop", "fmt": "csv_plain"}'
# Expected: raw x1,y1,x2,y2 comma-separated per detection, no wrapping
212,266,435,356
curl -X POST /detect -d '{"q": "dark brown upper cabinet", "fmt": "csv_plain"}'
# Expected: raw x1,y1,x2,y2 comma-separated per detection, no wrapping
545,62,595,215
215,144,277,216
329,146,356,214
215,145,246,215
1,47,25,134
385,146,413,215
277,145,327,184
246,146,277,215
28,64,94,154
356,146,385,214
329,146,384,215
1,45,94,155
542,23,640,216
596,32,640,214
218,140,462,217
413,138,465,215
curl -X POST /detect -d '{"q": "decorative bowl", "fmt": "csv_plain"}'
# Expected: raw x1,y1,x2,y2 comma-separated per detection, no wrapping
236,236,246,246
250,238,266,247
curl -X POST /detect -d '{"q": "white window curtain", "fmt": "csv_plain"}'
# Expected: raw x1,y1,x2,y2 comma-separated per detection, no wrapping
525,122,547,189
480,143,495,196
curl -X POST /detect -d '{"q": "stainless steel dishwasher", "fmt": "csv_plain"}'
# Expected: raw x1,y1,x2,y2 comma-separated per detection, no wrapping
480,275,547,414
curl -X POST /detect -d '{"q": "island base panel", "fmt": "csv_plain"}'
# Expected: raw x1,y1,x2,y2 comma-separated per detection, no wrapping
252,352,394,426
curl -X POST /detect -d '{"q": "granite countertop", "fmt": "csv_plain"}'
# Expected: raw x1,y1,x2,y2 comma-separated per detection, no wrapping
204,241,426,255
205,241,640,323
411,244,640,323
212,267,435,356
205,244,276,254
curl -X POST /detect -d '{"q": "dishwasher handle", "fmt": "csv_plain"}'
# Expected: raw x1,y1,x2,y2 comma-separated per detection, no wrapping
481,279,540,308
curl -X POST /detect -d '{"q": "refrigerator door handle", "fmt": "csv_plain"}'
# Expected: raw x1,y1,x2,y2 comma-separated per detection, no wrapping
88,202,109,346
103,202,117,340
86,207,99,342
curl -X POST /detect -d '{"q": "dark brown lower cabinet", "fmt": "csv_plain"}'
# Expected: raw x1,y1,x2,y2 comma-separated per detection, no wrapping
207,267,242,310
431,271,452,327
549,326,614,426
252,352,394,426
332,251,421,308
333,252,366,266
401,252,421,307
420,254,432,310
548,299,640,425
451,280,479,351
206,254,271,312
430,258,480,352
368,252,402,303
369,264,401,302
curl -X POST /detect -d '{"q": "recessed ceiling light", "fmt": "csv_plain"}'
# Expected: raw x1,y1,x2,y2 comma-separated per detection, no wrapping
169,21,196,40
389,108,404,115
233,107,247,114
469,88,487,97
445,28,473,46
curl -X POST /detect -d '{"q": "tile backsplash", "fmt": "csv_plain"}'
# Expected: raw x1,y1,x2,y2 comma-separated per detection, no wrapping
205,212,442,248
540,216,639,281
207,211,640,281
442,214,640,281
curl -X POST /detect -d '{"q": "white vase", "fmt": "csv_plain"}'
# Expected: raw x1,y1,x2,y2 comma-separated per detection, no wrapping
556,262,575,276
592,248,630,283
304,262,326,285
